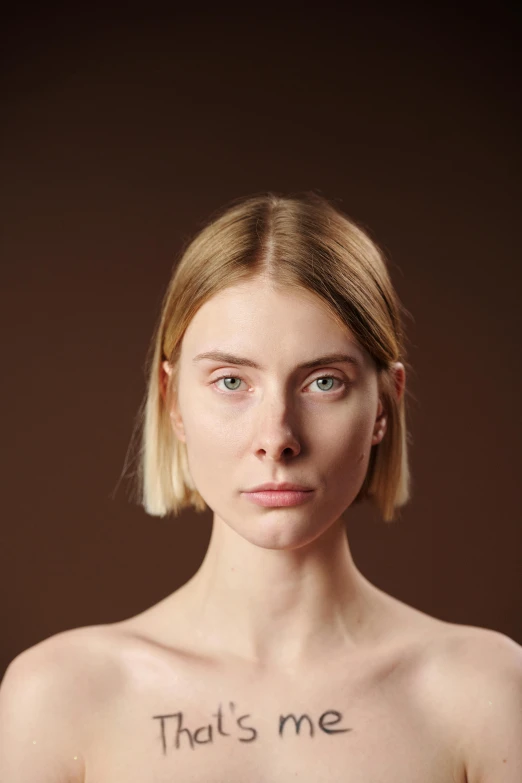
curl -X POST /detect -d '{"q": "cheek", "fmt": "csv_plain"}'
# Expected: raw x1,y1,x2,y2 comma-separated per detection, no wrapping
179,385,376,464
180,398,243,463
178,400,245,510
315,404,375,477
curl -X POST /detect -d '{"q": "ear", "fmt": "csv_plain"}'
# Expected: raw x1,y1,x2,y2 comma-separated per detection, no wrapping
159,360,171,404
161,360,186,443
371,362,406,446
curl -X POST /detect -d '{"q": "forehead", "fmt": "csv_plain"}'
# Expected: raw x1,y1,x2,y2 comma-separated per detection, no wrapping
181,280,369,367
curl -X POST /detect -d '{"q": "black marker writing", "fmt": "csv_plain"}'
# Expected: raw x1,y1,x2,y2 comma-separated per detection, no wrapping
152,704,351,755
153,702,258,755
152,713,177,755
279,712,314,737
279,709,351,737
318,710,351,735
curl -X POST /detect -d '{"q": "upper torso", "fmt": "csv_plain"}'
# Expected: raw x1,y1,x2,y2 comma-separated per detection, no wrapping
66,595,469,783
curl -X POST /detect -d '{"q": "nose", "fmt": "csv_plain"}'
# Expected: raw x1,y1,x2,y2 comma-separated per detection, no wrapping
251,393,302,461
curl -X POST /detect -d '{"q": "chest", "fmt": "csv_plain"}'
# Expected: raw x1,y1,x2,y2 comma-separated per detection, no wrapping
84,660,462,783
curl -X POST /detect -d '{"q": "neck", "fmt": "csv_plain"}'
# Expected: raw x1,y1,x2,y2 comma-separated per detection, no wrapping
176,513,382,671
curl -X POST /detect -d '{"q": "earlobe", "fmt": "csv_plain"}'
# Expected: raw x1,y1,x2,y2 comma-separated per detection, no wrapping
166,389,186,444
161,360,186,443
372,363,405,446
372,415,387,445
161,360,173,384
370,395,386,445
160,361,171,404
393,362,406,403
170,411,186,443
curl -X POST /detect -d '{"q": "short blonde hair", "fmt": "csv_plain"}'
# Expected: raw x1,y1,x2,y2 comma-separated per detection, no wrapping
132,192,412,523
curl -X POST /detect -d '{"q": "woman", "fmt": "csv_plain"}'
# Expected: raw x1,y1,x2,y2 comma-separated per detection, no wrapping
1,192,521,782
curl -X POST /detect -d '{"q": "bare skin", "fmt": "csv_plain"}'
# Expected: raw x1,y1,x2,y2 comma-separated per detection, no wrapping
2,596,521,782
1,279,521,781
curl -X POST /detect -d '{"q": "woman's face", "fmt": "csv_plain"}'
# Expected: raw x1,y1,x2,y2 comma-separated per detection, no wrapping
163,278,389,550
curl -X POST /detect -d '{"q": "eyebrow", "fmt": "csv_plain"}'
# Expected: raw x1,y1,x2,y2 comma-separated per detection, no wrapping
192,350,361,371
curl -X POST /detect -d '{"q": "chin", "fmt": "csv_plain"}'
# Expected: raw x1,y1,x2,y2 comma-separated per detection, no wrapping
231,511,333,551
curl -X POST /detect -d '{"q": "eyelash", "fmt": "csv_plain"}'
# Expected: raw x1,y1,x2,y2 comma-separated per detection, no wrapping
211,373,349,395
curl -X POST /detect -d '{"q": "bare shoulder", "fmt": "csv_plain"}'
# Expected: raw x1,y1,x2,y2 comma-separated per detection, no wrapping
420,620,522,674
378,592,522,782
421,622,522,783
444,622,521,660
0,624,127,783
1,623,128,702
381,589,522,679
426,622,522,694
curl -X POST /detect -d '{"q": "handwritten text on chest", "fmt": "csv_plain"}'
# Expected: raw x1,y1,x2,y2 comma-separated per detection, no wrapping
152,702,352,755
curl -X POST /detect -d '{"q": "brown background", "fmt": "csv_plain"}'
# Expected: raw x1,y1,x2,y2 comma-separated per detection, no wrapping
1,6,520,677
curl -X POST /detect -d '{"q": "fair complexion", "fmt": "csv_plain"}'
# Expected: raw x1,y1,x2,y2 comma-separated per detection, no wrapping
161,278,405,672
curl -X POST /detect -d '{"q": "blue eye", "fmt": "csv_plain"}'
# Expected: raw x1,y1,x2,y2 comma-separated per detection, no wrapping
311,376,337,391
220,377,243,391
213,374,347,394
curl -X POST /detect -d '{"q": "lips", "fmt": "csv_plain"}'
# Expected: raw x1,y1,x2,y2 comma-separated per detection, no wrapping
245,482,313,492
242,488,315,507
